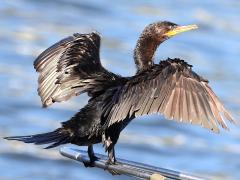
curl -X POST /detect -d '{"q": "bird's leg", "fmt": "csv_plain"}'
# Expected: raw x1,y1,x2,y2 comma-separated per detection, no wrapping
106,143,116,165
101,134,121,175
105,144,121,175
88,144,99,163
83,145,98,167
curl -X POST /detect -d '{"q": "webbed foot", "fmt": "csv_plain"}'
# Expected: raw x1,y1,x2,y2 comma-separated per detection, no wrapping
104,159,120,175
83,155,99,167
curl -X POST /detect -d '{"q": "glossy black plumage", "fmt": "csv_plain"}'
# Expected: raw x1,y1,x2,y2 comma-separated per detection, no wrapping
5,21,236,168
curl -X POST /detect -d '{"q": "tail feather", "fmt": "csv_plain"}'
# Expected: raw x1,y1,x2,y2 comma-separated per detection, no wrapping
4,128,71,149
44,137,71,149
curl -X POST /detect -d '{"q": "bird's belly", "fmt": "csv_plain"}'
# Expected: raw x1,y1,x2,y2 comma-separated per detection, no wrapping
73,134,102,146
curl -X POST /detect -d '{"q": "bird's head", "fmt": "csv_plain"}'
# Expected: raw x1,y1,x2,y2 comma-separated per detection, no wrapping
134,21,198,72
142,21,198,43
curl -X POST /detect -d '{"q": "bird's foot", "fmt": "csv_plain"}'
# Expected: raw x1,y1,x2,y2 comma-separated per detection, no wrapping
83,155,99,168
104,159,121,175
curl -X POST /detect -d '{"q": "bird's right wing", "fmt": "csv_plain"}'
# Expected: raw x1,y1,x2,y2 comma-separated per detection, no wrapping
103,59,236,133
34,32,119,107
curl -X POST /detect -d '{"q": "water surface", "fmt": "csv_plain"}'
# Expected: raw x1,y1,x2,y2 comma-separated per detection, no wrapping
0,0,240,179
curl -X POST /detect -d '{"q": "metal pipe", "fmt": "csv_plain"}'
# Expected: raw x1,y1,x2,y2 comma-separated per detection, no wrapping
60,147,208,180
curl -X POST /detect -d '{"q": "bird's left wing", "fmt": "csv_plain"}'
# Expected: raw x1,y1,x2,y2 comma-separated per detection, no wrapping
104,58,235,133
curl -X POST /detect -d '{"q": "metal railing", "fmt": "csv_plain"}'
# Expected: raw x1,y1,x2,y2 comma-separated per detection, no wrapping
60,147,208,180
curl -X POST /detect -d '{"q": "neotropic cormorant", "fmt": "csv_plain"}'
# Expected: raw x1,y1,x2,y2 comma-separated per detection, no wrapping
5,21,236,168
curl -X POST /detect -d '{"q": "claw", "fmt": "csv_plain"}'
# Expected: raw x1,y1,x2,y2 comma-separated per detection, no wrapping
104,159,120,175
83,160,94,167
83,155,99,167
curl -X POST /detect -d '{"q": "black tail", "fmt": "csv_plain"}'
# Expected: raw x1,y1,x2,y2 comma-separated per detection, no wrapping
4,128,71,149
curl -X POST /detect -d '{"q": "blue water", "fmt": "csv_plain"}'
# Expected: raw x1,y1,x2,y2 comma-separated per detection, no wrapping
0,0,240,179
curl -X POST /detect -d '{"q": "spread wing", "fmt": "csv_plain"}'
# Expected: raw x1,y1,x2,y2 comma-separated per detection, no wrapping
34,32,118,107
104,59,235,133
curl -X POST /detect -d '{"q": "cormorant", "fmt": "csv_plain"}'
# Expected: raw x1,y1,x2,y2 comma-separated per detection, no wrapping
5,21,236,168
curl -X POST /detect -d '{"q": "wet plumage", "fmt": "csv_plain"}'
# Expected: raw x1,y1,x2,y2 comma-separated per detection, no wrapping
5,21,236,167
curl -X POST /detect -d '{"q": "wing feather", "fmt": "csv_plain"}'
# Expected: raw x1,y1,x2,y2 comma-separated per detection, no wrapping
34,32,121,107
104,59,236,132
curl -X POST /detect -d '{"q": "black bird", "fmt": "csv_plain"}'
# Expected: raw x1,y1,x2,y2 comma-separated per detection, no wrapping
5,21,235,167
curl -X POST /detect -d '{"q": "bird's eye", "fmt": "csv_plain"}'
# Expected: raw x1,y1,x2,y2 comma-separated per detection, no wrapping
172,24,178,28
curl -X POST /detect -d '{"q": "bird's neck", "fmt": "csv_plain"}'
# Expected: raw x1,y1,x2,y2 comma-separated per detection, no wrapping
134,36,160,72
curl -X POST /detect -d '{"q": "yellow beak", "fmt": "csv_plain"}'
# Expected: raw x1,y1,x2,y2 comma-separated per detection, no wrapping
164,24,198,37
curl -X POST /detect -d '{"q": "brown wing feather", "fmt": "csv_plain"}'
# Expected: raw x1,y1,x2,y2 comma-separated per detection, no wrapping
34,32,120,107
105,58,236,133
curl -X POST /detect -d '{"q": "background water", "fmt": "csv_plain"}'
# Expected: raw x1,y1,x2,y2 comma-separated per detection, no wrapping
0,0,240,179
